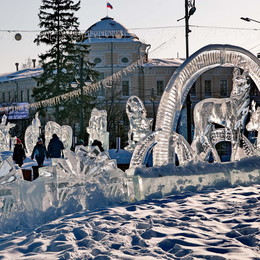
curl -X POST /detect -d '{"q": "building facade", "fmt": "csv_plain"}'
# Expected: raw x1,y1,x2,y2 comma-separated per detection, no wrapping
0,16,259,146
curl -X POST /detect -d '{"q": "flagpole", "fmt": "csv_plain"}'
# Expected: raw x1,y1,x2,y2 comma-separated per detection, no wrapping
106,2,108,16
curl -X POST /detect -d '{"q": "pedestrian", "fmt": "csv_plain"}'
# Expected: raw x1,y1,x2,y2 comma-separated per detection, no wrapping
13,138,26,167
47,133,65,158
31,138,48,166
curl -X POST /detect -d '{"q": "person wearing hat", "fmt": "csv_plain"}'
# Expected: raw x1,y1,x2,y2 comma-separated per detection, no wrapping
31,137,48,166
47,134,65,158
13,138,26,167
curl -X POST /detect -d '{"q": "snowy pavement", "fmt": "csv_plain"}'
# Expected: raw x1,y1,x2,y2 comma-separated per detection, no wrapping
0,184,259,259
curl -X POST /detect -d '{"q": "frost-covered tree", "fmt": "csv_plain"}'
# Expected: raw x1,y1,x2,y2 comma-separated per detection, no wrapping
33,0,97,126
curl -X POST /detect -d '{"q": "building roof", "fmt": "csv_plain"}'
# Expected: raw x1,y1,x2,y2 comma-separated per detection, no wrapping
144,58,184,67
82,16,140,44
0,68,42,83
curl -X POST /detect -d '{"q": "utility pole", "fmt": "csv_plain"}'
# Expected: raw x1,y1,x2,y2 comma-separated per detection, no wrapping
185,0,192,143
79,53,84,140
185,0,190,58
178,0,196,143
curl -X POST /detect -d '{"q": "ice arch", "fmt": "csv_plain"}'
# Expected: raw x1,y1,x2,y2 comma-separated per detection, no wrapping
129,44,260,170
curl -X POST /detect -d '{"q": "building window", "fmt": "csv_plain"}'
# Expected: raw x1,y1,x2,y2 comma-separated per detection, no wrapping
20,90,24,102
190,83,196,96
205,80,211,96
2,93,5,103
156,80,164,95
94,57,102,64
27,90,30,102
122,81,129,96
8,92,11,102
121,57,129,63
220,79,228,97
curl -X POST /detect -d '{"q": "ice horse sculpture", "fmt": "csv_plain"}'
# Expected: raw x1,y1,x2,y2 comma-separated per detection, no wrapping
124,96,152,152
128,44,260,173
86,107,109,151
191,68,253,162
24,112,41,156
246,100,260,153
45,121,73,151
0,115,16,152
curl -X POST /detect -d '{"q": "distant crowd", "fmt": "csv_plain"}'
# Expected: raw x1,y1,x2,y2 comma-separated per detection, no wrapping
12,135,104,168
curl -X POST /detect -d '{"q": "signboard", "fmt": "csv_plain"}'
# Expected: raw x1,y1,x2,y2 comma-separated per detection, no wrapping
5,103,29,120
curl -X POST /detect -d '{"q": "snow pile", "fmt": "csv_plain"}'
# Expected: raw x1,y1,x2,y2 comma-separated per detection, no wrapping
0,184,259,259
0,145,259,240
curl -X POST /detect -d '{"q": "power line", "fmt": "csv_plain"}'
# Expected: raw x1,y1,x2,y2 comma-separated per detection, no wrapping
130,25,260,31
0,24,259,33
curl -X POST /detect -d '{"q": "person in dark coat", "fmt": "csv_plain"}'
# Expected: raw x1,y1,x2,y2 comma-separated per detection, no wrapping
13,138,26,167
47,134,65,158
31,138,48,166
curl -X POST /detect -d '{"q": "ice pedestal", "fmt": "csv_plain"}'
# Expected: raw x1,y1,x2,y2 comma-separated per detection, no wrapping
132,157,260,200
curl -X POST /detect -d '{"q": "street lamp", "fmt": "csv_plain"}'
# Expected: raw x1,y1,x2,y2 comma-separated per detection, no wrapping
150,88,156,131
177,0,196,58
240,17,260,24
177,0,196,143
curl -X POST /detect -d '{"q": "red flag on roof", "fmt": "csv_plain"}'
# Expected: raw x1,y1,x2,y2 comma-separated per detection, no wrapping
107,2,113,9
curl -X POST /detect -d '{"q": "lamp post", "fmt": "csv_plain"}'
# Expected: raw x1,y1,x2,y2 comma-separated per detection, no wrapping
240,17,260,24
79,54,85,140
177,0,196,143
150,88,156,131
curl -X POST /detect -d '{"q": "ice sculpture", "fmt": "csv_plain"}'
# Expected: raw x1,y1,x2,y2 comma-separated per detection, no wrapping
246,100,260,152
124,96,152,152
0,154,17,184
128,44,260,170
86,108,109,151
0,115,16,152
0,142,130,232
24,112,41,155
191,68,252,162
45,121,73,151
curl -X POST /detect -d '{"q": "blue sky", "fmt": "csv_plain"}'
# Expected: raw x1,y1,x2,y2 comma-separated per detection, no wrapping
0,0,259,73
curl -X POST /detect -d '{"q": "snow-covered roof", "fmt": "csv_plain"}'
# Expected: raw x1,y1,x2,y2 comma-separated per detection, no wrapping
82,16,139,44
0,68,42,83
143,58,184,67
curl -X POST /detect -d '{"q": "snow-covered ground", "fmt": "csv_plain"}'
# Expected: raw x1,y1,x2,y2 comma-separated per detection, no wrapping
0,184,259,259
0,147,259,259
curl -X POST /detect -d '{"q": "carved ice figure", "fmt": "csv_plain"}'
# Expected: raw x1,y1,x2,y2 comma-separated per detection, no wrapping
0,156,17,184
0,115,16,152
124,96,152,152
25,112,41,155
246,100,260,151
86,108,109,151
45,121,73,151
191,68,252,162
